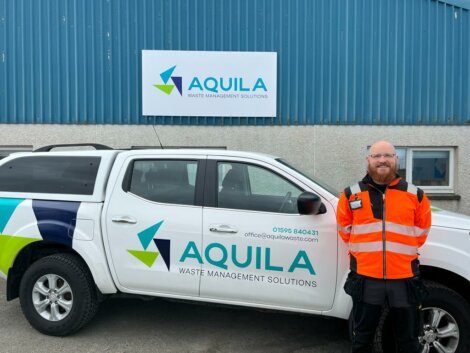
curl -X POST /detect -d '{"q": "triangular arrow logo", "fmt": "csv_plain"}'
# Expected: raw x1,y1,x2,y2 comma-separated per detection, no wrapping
128,220,171,270
127,250,159,268
137,220,163,250
153,66,183,96
154,238,171,271
160,65,176,84
154,84,175,95
171,76,183,95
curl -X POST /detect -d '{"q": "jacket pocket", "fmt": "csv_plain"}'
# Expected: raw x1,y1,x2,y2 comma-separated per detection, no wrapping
344,271,364,302
411,258,420,276
350,254,358,272
406,277,429,305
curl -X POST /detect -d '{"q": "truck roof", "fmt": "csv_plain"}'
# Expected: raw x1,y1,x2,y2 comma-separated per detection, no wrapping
11,148,280,162
116,148,279,160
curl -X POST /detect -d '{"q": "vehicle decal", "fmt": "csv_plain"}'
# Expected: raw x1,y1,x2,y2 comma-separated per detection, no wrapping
178,268,318,288
137,220,163,249
0,198,40,275
0,235,38,275
0,198,25,233
154,238,171,270
244,228,320,243
32,200,81,247
127,250,159,268
179,242,316,275
128,219,317,289
128,220,171,270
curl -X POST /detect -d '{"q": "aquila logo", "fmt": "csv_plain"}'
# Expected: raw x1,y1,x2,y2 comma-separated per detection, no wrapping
154,65,183,96
127,220,171,270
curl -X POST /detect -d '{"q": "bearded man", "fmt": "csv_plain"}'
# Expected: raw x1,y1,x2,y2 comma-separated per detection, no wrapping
337,140,432,353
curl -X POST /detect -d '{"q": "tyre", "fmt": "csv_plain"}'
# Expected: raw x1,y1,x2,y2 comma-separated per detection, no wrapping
19,253,100,336
374,280,470,353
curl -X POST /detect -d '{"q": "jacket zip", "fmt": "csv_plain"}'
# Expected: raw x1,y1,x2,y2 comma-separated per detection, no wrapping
368,184,387,279
382,191,387,279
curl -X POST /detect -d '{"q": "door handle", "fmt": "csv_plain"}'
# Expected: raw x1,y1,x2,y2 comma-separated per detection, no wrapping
112,216,137,224
209,224,238,233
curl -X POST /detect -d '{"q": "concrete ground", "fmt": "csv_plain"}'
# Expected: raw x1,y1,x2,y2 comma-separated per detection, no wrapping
0,285,350,353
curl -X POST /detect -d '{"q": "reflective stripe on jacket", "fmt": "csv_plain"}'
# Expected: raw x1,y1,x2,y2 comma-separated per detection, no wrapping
336,175,432,279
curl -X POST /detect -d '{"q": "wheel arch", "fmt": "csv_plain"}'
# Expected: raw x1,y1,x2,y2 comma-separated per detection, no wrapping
7,241,97,301
420,265,470,305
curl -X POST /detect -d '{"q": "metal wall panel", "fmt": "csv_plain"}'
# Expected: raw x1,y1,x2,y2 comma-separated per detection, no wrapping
0,0,469,125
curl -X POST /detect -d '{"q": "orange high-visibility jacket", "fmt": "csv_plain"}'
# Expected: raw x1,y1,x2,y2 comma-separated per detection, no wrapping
337,175,432,279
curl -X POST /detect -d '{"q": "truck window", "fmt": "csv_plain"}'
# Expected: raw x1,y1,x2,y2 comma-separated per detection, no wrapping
0,156,100,195
276,158,339,197
217,162,302,213
127,160,198,206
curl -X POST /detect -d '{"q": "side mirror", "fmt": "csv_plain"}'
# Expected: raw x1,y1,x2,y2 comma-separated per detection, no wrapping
297,192,326,215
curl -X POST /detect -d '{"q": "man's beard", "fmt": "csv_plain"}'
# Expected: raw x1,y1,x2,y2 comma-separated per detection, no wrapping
367,163,398,184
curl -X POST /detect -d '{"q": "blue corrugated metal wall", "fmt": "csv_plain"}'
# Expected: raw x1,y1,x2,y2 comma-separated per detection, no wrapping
0,0,469,125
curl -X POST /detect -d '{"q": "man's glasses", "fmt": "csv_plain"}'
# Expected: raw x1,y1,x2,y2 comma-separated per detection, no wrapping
369,153,396,160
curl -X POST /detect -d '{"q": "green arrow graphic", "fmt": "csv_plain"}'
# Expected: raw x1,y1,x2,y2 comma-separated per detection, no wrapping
154,84,175,95
128,250,159,268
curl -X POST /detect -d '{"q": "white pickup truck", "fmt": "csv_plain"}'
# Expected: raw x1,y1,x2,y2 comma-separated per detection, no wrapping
0,145,469,353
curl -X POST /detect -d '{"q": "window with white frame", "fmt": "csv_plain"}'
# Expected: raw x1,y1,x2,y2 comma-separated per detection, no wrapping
395,147,454,193
0,146,33,160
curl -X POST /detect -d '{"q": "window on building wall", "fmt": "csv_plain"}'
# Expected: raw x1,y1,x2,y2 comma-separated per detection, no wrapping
395,147,454,193
0,146,33,160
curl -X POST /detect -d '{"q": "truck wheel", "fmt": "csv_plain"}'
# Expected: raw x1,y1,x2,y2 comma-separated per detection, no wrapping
19,253,99,336
374,280,470,353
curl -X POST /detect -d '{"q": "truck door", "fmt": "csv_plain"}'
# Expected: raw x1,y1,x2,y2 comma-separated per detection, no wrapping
195,157,337,311
104,155,205,297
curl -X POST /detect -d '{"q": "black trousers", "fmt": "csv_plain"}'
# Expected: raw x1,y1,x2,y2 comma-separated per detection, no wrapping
351,278,422,353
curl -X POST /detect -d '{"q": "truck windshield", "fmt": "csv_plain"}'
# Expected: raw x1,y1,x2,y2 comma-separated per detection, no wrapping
276,158,339,197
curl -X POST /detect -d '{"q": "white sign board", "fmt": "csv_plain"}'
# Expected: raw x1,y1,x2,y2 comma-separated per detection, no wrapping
142,50,277,117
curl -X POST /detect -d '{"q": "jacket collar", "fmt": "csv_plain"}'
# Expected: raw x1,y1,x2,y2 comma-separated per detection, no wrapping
362,173,401,187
